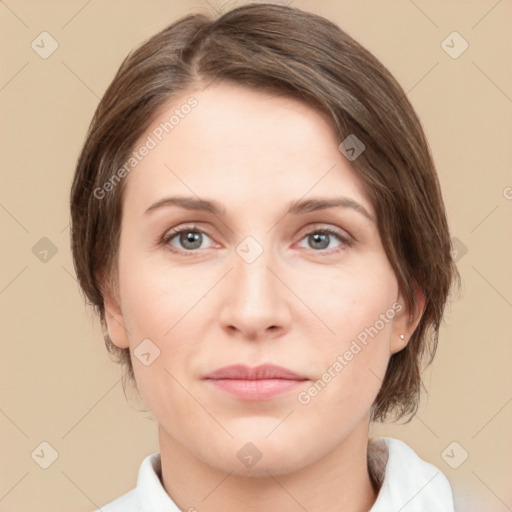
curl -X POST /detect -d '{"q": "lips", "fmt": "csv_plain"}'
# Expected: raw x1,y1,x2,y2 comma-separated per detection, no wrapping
204,364,308,381
203,364,309,401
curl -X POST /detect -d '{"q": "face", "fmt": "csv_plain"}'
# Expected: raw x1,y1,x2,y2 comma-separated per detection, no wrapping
104,82,420,476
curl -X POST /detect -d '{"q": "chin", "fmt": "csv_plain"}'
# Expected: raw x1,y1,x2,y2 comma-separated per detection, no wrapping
222,451,308,478
202,434,317,478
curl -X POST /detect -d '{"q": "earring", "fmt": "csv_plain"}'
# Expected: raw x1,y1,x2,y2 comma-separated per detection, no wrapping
399,334,405,340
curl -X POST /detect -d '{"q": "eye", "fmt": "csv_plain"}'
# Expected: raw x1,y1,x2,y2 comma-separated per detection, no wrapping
162,224,354,256
297,227,353,254
163,225,215,253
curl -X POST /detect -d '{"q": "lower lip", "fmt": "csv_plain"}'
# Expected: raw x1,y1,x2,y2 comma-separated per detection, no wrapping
205,378,306,400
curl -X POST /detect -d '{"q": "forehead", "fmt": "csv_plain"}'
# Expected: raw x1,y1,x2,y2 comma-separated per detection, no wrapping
122,82,373,217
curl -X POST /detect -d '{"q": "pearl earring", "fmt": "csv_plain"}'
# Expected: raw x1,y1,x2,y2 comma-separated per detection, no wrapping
400,334,405,340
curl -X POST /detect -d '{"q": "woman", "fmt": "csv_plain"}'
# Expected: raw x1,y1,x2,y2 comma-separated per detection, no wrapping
70,3,460,510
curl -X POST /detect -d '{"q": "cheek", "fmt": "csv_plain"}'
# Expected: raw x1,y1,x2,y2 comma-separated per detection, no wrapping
117,252,212,401
306,260,398,346
300,260,398,399
118,248,198,339
298,318,393,428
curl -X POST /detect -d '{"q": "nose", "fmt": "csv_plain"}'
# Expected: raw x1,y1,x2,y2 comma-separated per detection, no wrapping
218,244,292,341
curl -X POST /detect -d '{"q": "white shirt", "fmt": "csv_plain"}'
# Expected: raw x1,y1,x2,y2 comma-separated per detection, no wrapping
94,436,455,511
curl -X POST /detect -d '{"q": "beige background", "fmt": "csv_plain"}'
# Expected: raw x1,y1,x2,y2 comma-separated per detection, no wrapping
1,0,511,510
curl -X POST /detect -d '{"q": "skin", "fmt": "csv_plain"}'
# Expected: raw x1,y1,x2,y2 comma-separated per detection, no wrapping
103,81,424,512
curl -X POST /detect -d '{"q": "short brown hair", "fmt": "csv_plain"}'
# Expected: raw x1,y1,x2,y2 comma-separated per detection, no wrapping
70,2,460,422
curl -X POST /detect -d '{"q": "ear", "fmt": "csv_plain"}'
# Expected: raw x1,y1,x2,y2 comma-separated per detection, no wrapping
390,285,426,355
98,270,130,349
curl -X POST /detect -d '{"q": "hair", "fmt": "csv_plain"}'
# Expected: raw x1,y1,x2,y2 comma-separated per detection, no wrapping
70,2,460,423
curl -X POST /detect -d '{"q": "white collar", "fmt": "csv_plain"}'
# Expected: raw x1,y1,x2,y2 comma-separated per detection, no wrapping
96,436,454,511
368,437,454,511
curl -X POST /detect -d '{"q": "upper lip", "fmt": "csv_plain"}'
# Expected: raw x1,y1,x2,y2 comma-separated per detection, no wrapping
204,364,308,381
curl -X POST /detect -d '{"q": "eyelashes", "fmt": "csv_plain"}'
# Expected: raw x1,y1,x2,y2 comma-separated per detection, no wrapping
161,224,354,257
295,227,353,253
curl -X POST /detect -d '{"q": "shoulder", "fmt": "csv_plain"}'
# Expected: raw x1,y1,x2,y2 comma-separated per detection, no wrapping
369,436,455,512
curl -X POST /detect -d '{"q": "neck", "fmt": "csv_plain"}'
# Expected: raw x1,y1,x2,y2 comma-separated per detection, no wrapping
158,421,378,512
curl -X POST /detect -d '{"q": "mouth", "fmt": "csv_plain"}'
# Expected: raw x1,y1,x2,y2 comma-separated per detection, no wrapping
203,364,309,401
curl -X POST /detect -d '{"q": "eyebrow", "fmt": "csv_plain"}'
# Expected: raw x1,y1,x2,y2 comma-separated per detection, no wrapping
144,195,374,222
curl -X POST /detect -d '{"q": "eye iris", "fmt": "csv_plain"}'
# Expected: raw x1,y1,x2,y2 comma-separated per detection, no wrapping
309,232,330,250
180,231,202,250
